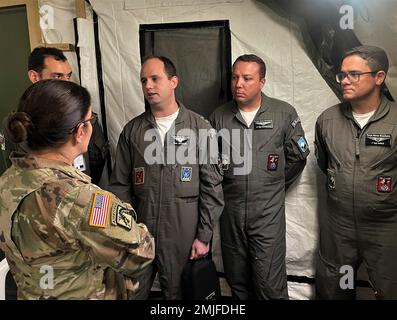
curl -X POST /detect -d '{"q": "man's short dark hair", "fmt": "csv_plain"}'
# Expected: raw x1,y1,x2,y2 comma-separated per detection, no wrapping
142,55,177,79
28,47,67,73
343,45,389,74
233,54,266,79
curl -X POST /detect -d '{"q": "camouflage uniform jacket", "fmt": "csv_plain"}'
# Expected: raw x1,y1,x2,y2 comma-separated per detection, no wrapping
0,152,154,300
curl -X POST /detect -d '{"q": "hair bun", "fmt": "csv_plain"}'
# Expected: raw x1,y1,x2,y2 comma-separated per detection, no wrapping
6,112,33,143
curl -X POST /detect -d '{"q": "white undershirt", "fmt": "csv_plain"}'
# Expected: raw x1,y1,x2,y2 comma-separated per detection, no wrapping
155,109,179,144
239,106,260,127
353,110,375,128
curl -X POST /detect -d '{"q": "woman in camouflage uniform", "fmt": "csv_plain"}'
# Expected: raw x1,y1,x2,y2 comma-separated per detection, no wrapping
0,80,154,299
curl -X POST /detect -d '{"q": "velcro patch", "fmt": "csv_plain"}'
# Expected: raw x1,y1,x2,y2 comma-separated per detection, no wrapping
254,119,273,129
365,134,391,147
291,117,301,128
116,207,133,230
181,166,192,182
111,205,137,228
89,192,111,228
377,176,391,193
134,167,145,185
172,135,189,145
327,169,336,191
267,154,279,171
296,136,309,155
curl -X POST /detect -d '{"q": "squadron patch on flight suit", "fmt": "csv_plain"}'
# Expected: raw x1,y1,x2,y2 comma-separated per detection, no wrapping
327,169,336,191
134,167,145,185
88,192,111,228
377,176,392,193
254,119,273,129
172,135,190,145
295,136,309,155
291,117,301,128
365,134,391,147
181,167,192,182
111,205,137,228
267,154,279,171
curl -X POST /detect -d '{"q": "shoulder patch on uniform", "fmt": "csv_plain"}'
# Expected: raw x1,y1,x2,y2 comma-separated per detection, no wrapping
291,117,301,128
295,136,309,155
115,205,134,230
89,192,111,228
111,204,137,228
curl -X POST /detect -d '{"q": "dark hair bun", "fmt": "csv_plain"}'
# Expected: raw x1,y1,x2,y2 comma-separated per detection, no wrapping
7,112,33,143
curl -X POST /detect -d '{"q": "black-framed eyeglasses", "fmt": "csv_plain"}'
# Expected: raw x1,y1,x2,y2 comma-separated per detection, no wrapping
335,70,379,84
69,113,98,133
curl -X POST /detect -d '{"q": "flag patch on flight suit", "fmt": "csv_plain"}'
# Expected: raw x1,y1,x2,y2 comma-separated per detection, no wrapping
181,167,192,182
111,205,137,228
295,136,309,155
365,134,391,147
377,176,392,193
89,192,111,228
172,135,190,145
134,167,145,185
291,117,301,128
327,169,336,190
254,119,273,129
267,154,279,171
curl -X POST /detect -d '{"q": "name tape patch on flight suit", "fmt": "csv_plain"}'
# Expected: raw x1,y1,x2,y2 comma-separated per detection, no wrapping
365,134,391,147
296,136,309,155
111,205,137,229
134,167,145,185
291,117,301,128
89,192,111,228
267,154,279,171
377,176,392,193
172,135,190,145
254,119,273,129
181,167,192,182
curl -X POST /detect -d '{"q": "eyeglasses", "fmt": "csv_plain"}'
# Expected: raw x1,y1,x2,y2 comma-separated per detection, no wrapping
335,71,379,84
69,113,98,133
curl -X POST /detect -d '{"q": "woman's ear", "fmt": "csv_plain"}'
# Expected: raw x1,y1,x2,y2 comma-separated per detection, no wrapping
73,124,85,144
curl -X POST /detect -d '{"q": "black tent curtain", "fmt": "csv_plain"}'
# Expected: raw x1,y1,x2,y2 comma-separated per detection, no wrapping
257,0,394,102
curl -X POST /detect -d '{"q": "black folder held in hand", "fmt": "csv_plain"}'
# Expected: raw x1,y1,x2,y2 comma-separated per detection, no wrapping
181,258,221,300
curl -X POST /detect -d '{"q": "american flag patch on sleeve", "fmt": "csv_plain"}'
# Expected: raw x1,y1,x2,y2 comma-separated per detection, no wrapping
89,192,111,228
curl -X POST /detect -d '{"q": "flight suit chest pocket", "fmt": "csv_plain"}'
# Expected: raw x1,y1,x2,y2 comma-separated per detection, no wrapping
174,164,199,201
256,125,282,151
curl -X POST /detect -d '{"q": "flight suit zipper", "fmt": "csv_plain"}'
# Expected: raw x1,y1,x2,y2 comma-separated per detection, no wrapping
156,127,166,250
352,126,362,247
156,165,164,250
